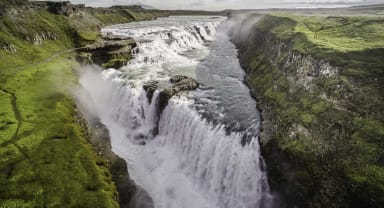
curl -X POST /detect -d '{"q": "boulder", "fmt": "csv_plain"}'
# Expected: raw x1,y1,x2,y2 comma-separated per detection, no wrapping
171,75,199,91
143,81,159,102
143,75,199,114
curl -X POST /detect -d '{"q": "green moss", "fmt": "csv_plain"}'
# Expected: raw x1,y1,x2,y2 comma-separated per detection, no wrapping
311,101,330,115
348,165,384,207
0,91,17,145
0,3,170,206
102,58,128,69
300,113,315,125
237,14,384,208
0,10,75,70
0,4,171,207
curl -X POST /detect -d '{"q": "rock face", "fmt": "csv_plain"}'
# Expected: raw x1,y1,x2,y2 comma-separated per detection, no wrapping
170,75,200,89
142,75,199,139
32,1,80,16
84,115,154,208
2,43,16,53
232,14,384,208
143,81,159,102
25,31,58,45
144,75,199,114
79,37,136,69
252,32,338,93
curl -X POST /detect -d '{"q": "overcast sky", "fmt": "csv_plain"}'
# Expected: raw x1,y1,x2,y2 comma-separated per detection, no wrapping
68,0,384,10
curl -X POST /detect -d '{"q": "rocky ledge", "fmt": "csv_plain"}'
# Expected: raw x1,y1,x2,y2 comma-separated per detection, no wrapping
143,75,199,112
79,36,136,69
232,14,384,208
81,112,153,208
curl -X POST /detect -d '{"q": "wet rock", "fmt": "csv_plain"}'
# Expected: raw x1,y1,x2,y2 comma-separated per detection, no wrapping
79,38,136,68
129,188,154,208
158,75,199,113
143,81,159,102
103,32,133,41
158,88,175,113
81,114,153,208
143,75,199,109
170,75,199,90
143,75,199,132
133,133,147,145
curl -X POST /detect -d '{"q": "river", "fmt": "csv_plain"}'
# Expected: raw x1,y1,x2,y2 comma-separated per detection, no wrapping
77,16,274,208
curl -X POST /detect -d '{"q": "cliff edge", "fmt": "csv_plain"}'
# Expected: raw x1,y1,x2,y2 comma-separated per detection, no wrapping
232,14,384,208
0,1,167,207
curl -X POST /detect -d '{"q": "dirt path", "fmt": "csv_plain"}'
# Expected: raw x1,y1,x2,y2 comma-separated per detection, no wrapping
14,47,85,71
0,47,86,154
0,88,21,146
1,47,82,145
0,87,28,159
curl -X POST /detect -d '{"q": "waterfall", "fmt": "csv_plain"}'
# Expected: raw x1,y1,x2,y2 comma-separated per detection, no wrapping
77,16,273,208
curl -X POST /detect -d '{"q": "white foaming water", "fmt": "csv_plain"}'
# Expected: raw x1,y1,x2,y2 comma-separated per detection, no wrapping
102,16,223,84
78,16,273,208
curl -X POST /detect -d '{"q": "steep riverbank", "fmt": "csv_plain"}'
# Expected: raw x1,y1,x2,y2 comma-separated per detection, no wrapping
232,14,384,207
0,1,168,207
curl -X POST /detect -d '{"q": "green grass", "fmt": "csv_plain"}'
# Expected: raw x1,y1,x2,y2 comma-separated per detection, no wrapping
0,4,165,207
0,10,75,69
0,55,119,207
268,14,384,52
0,4,170,206
0,91,17,146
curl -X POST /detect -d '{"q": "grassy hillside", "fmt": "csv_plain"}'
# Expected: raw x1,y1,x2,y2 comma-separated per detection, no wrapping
0,2,165,207
235,14,384,208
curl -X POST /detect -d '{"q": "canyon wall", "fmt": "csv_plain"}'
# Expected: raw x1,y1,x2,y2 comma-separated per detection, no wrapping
232,14,384,208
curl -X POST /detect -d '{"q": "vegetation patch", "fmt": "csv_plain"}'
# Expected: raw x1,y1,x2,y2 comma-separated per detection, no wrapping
0,2,169,207
235,14,384,208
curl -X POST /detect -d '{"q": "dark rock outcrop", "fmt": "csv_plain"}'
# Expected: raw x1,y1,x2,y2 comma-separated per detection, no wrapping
143,81,159,102
142,75,199,138
79,38,136,68
143,75,199,113
170,75,200,90
2,43,16,53
25,31,58,45
84,116,153,208
32,1,80,16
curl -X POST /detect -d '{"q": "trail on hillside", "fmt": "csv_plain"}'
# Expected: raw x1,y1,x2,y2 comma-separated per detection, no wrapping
14,47,84,71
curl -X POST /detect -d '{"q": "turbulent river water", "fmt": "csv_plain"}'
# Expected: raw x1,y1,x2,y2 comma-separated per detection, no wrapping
77,16,273,208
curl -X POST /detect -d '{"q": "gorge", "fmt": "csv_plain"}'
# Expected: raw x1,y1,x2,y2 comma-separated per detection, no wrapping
1,1,383,208
76,16,274,208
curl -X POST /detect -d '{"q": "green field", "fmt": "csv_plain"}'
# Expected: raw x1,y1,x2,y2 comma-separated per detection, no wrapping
0,55,120,208
0,3,164,207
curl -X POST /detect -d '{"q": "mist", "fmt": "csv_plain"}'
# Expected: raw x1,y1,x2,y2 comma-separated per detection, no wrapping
72,65,114,125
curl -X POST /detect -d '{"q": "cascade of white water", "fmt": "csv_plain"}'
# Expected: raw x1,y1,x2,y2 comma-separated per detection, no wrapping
77,16,273,208
155,99,269,208
101,17,223,83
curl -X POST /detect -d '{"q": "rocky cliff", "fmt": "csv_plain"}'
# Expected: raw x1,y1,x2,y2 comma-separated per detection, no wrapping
232,14,384,208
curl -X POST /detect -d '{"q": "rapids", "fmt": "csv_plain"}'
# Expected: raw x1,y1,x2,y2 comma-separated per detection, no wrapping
77,16,274,208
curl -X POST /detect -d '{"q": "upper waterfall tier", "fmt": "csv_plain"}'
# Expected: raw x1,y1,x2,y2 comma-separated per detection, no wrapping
101,16,225,86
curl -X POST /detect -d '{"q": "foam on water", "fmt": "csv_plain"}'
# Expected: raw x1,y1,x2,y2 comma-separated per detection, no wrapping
77,16,273,208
